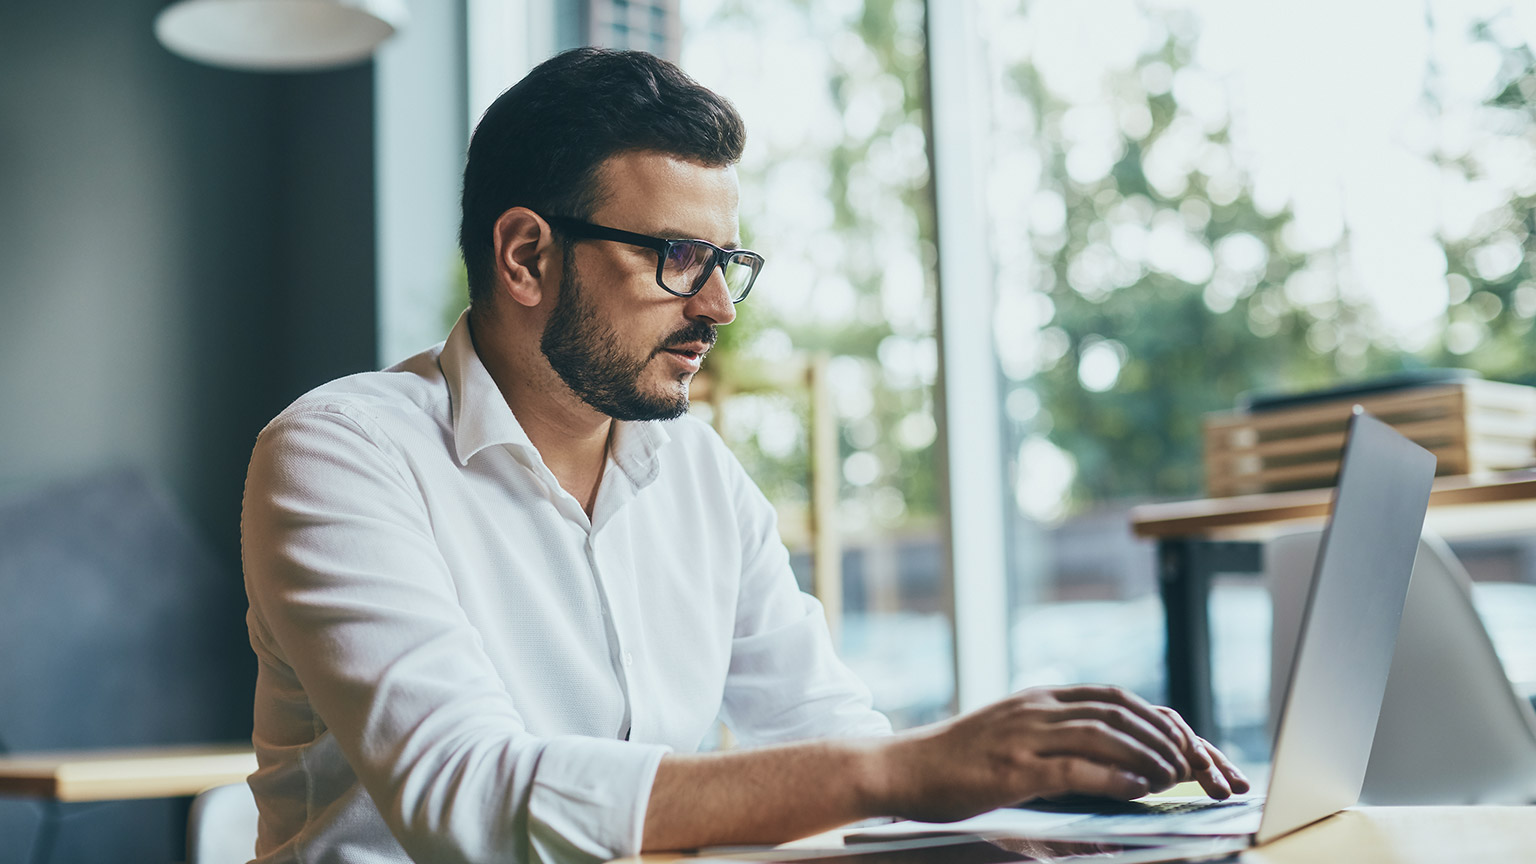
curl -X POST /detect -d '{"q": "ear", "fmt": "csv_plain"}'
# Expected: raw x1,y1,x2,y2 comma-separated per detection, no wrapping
491,207,557,308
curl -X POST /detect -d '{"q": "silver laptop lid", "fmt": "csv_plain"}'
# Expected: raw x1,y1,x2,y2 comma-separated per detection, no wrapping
1255,409,1436,844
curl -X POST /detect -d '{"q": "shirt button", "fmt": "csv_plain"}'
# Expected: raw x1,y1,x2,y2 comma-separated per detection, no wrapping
622,650,634,668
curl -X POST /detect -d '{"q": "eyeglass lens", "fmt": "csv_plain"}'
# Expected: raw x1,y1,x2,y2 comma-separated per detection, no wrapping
661,241,759,301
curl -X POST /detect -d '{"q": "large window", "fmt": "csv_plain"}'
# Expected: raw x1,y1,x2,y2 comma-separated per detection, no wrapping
450,0,1536,748
966,0,1536,760
681,0,1536,751
680,0,951,728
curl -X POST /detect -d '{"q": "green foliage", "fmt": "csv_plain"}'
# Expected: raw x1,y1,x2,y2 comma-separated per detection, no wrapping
1001,7,1536,508
664,1,1536,525
697,0,943,532
1419,25,1536,385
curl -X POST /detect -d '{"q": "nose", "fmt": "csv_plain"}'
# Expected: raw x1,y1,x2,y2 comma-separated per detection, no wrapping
683,262,737,326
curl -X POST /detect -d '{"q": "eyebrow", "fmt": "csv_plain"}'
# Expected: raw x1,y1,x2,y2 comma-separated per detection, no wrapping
655,226,741,250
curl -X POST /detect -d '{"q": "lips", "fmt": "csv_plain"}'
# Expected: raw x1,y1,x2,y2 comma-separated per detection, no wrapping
661,342,710,360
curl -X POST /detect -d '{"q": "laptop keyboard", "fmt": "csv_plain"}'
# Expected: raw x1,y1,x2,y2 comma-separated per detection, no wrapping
1080,799,1262,833
1127,799,1251,817
1017,796,1264,833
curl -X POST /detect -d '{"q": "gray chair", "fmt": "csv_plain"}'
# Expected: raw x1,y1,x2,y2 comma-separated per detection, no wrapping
187,783,259,864
1267,528,1536,804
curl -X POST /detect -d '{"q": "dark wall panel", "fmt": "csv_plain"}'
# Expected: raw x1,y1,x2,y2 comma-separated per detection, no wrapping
0,0,378,861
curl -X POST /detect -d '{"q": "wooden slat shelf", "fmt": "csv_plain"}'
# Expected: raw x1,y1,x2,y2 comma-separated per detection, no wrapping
1204,381,1536,497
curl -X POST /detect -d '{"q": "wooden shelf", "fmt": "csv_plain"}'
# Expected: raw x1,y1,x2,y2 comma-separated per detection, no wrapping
1203,381,1536,497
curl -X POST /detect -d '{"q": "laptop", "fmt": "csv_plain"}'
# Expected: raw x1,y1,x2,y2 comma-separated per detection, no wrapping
1009,408,1437,847
837,409,1436,860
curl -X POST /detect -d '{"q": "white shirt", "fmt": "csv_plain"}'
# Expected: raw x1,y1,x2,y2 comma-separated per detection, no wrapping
241,312,890,864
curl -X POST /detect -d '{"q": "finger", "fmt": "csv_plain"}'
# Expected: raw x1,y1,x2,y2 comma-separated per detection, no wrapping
1054,703,1190,779
1050,684,1142,707
1033,756,1151,801
1188,739,1233,799
1119,697,1208,779
1053,687,1196,779
1056,688,1198,768
1039,720,1180,789
1199,738,1252,795
1154,705,1214,775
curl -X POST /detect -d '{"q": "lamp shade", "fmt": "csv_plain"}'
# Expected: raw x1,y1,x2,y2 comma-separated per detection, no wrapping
154,0,408,71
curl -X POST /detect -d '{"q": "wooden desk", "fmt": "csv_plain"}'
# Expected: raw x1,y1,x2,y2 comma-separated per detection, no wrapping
0,743,256,802
617,807,1536,863
0,744,256,864
1128,470,1536,737
1242,807,1536,863
1131,470,1536,541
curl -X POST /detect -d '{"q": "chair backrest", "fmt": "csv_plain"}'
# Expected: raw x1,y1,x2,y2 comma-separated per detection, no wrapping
187,782,259,864
1267,529,1536,804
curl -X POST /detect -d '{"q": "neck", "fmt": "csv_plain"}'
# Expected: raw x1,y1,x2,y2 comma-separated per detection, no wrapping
469,308,613,515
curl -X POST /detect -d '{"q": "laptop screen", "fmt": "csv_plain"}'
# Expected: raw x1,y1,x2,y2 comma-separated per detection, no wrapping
1256,410,1436,844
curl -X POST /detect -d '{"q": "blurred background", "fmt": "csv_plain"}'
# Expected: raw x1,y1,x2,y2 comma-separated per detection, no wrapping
4,0,1536,860
668,0,1536,760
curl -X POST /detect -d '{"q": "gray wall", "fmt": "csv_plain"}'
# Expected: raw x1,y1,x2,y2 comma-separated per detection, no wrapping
0,1,377,860
0,1,377,559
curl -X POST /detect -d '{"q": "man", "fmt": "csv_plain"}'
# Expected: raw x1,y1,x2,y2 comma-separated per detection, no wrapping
241,47,1247,864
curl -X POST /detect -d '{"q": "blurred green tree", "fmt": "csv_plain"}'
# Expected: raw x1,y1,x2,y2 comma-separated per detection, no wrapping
998,4,1536,510
1421,18,1536,381
690,0,943,537
998,11,1406,508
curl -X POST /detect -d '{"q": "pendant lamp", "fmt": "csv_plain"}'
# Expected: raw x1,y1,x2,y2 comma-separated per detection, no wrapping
154,0,408,71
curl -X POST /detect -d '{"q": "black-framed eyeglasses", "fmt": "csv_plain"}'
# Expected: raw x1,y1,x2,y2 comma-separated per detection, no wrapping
543,215,764,303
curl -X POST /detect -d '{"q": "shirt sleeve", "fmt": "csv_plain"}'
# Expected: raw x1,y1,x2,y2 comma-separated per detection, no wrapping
714,443,895,744
242,406,667,864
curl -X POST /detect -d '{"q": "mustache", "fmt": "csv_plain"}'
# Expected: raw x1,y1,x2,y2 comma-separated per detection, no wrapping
655,321,718,355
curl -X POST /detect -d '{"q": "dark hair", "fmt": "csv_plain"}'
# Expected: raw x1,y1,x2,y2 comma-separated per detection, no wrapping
459,48,746,306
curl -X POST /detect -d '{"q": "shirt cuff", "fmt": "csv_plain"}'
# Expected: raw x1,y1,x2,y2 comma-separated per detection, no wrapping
528,735,670,864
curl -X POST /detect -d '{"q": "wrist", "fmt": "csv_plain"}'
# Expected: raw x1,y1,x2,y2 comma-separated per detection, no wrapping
851,732,916,819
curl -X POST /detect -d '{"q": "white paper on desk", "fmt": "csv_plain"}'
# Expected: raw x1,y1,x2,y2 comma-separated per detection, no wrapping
848,808,1093,839
846,811,1250,860
850,795,1264,843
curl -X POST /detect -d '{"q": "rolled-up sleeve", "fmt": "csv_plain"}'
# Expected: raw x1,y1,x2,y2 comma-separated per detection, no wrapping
243,406,667,864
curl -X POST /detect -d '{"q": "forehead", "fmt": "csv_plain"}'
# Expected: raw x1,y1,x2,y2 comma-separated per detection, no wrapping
589,151,740,244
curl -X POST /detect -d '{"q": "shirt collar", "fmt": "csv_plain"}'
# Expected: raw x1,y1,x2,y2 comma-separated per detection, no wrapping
609,414,670,491
441,309,537,466
440,309,672,490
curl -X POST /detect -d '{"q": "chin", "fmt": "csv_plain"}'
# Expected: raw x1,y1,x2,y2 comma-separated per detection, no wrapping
667,384,692,412
631,380,691,421
650,369,693,396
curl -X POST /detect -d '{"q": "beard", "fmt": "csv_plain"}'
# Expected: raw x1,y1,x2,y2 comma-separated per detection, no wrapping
540,253,717,422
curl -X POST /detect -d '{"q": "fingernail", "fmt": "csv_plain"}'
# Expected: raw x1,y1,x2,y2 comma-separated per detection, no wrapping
1121,772,1150,793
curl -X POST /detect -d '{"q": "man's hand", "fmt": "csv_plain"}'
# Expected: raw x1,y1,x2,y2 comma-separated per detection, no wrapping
871,685,1251,824
643,684,1250,850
